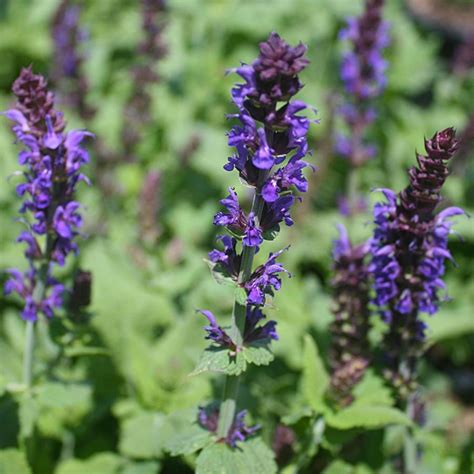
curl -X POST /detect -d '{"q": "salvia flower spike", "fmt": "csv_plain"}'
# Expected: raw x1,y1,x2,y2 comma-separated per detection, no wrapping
197,32,316,447
3,67,92,387
328,224,371,407
370,128,462,398
336,0,389,215
51,0,93,119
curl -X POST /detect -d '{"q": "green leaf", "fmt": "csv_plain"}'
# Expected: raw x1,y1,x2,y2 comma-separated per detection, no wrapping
427,310,474,344
121,461,160,474
119,412,166,459
242,341,274,367
196,437,277,474
205,259,237,289
262,227,279,241
352,370,393,407
0,449,31,474
326,405,412,430
191,347,246,376
18,394,38,440
302,335,329,413
56,453,123,474
162,409,212,456
35,382,93,439
234,287,247,306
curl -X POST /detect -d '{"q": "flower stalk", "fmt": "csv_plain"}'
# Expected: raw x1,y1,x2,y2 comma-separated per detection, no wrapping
197,32,316,446
3,67,92,387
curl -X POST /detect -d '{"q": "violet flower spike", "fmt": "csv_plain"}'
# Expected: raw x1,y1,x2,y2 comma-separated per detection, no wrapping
336,0,389,216
328,224,371,407
198,32,315,446
370,128,462,397
3,66,91,322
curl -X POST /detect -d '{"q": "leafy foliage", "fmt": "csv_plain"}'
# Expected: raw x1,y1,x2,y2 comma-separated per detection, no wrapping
0,0,473,472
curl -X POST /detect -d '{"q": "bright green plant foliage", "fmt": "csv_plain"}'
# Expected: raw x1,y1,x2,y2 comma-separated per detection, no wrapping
0,0,473,472
196,438,277,474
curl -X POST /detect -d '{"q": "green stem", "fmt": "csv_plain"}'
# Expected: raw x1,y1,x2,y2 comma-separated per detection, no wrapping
23,320,35,389
403,394,417,474
216,172,267,439
346,165,359,217
23,243,51,390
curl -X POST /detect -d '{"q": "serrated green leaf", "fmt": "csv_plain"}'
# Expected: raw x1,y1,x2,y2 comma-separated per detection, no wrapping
326,405,412,430
119,412,166,459
191,347,246,376
162,409,212,456
242,341,274,366
196,437,277,474
0,449,31,474
302,335,329,413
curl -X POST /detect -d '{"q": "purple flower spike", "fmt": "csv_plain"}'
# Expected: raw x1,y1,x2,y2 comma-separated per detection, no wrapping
3,67,91,321
370,128,462,397
336,0,389,209
201,33,315,444
328,224,371,406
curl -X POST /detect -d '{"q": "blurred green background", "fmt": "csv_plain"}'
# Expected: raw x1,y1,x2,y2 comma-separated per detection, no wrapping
0,0,473,473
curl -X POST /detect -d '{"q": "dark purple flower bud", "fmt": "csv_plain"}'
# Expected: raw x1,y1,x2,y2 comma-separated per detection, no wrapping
244,249,290,306
68,269,92,311
328,225,371,406
260,195,295,232
370,129,463,396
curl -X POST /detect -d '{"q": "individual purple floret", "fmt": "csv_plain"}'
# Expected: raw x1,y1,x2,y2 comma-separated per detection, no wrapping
199,310,235,349
336,0,389,215
198,306,277,349
198,405,259,447
328,224,370,407
243,306,278,343
3,67,91,322
244,249,290,306
370,128,462,396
